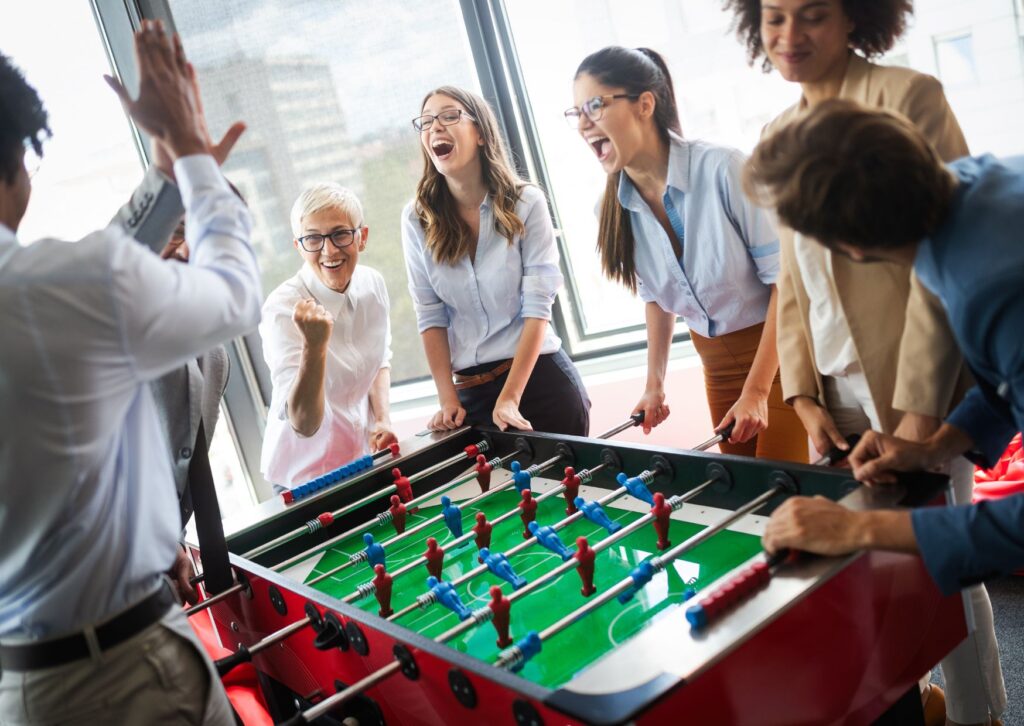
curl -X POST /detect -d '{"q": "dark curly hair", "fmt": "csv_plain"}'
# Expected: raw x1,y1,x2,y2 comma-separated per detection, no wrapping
723,0,914,72
0,51,51,184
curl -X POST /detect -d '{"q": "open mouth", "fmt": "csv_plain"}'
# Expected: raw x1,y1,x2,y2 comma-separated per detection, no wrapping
431,139,455,160
321,258,346,270
587,136,611,162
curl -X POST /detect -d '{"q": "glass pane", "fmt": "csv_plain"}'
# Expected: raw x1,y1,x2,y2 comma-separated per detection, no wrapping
208,404,256,517
504,0,799,338
169,0,481,382
0,5,143,243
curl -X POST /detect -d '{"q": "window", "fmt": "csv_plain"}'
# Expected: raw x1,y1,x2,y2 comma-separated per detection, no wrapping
0,4,142,243
167,0,482,384
934,33,979,86
502,0,798,351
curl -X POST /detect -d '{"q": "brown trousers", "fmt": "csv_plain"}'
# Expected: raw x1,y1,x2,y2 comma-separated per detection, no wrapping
689,323,808,463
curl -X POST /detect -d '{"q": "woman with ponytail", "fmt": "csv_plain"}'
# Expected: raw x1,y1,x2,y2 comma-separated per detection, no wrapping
568,46,805,461
402,86,590,435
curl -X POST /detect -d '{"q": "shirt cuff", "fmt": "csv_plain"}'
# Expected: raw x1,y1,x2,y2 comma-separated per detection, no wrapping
173,154,228,204
946,387,1018,468
414,301,450,332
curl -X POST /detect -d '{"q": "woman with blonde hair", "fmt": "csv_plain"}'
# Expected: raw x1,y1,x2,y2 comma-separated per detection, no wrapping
401,86,589,434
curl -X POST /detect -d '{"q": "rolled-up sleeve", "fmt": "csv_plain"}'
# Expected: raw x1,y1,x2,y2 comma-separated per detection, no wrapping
518,187,563,320
720,151,779,284
400,207,450,332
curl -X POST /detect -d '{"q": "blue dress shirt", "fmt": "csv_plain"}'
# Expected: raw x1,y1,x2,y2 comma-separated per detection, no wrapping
619,133,780,337
909,154,1024,594
0,156,261,639
401,185,562,372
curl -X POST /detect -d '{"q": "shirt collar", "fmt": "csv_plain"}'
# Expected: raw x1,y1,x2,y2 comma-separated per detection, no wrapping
0,222,16,247
617,131,691,212
298,262,353,317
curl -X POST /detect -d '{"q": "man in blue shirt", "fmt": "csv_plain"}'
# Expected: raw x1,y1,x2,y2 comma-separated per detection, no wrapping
746,99,1024,596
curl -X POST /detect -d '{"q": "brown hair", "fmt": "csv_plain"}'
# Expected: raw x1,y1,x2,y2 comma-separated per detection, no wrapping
744,99,955,250
575,47,682,293
724,0,913,72
413,86,527,266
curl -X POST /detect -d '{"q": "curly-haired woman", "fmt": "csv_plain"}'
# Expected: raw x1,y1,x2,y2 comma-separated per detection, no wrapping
725,1,1006,723
401,87,590,435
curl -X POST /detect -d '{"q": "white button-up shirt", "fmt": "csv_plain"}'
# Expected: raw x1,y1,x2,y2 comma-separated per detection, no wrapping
621,134,780,337
401,185,562,373
0,156,260,640
793,233,858,378
260,264,391,487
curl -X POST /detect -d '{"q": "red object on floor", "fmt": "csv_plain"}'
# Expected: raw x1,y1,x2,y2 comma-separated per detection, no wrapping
974,433,1024,503
188,609,273,726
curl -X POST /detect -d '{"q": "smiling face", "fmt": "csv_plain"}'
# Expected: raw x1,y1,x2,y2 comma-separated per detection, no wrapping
294,206,367,293
572,73,651,174
420,93,485,180
761,0,854,84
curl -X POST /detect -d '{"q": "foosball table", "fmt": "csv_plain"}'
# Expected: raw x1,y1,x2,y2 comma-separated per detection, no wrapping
185,420,966,725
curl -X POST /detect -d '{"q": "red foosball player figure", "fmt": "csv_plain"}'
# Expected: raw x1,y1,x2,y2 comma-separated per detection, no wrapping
473,512,493,561
424,537,445,579
488,585,513,648
389,494,407,535
651,491,672,551
574,536,596,596
562,466,582,514
372,564,394,618
392,468,413,503
518,489,538,538
475,454,493,492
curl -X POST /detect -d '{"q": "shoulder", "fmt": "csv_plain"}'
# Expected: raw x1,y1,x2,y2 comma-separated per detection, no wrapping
861,60,947,112
517,184,547,208
354,265,389,298
687,139,747,184
401,200,422,227
763,101,803,138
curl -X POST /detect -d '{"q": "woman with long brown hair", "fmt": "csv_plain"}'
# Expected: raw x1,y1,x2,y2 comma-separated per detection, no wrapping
726,0,1006,722
568,46,806,461
401,86,590,434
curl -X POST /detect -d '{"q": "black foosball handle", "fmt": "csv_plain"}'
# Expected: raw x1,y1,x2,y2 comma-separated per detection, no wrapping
214,644,252,677
814,433,861,467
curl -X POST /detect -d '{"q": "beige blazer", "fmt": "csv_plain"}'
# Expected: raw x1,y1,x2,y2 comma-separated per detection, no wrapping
766,53,970,433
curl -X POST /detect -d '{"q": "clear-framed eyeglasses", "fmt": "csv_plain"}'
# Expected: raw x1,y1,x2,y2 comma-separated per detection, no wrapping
563,94,640,129
412,108,476,132
297,226,363,253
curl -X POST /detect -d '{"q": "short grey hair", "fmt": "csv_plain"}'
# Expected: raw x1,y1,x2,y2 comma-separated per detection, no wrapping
290,183,364,238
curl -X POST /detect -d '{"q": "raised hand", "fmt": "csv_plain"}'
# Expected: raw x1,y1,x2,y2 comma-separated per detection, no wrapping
104,20,206,160
292,298,333,349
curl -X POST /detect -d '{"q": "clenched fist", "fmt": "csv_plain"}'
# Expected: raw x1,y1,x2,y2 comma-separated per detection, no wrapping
293,298,334,349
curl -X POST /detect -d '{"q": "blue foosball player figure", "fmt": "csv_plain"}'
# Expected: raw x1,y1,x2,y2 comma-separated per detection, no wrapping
440,495,463,537
527,521,573,560
426,575,471,620
363,532,386,570
574,497,622,534
479,547,528,589
510,461,532,493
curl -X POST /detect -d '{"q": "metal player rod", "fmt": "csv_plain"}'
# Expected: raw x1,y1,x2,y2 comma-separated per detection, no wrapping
307,452,566,586
273,416,645,572
245,440,490,560
494,484,785,669
271,452,514,573
184,580,245,617
378,461,611,616
434,471,723,645
292,661,403,724
213,615,313,676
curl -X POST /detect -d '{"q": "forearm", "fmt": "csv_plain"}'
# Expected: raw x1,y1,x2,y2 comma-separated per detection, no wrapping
742,286,780,397
287,344,328,436
499,318,547,403
924,422,976,465
421,327,459,405
368,367,392,425
856,510,920,553
645,303,675,391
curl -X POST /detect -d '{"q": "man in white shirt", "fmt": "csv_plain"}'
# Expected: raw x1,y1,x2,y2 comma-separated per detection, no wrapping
260,183,395,488
0,22,259,724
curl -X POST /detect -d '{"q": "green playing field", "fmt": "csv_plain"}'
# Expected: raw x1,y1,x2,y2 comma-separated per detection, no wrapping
294,479,762,689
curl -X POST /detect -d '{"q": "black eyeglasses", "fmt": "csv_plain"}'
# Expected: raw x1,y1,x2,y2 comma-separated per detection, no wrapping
412,109,476,132
564,94,640,128
297,227,363,252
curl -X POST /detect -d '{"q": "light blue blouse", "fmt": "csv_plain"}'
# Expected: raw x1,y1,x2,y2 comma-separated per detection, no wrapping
620,133,780,337
401,185,563,372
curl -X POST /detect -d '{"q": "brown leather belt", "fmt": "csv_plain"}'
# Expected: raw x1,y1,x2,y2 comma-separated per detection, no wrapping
453,359,513,390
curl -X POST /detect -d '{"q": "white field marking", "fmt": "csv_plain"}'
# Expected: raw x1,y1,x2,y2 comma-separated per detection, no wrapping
607,590,687,647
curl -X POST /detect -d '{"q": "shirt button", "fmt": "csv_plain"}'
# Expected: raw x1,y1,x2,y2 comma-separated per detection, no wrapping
997,382,1010,399
180,447,193,460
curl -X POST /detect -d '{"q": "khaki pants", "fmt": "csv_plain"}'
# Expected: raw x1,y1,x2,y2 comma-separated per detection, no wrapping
0,606,234,726
690,323,810,463
825,371,1007,723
